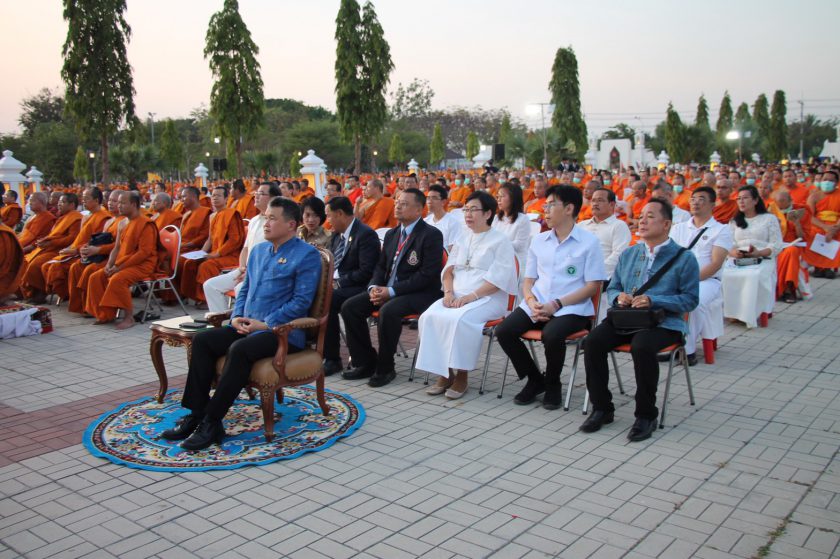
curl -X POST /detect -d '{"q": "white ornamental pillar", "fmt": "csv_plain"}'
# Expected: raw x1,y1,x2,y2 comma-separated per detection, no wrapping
408,158,420,175
0,150,28,202
26,166,44,192
194,162,209,190
299,150,327,199
657,150,670,169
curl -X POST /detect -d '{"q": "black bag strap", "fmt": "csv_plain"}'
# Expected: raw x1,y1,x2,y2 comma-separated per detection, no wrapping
634,228,706,296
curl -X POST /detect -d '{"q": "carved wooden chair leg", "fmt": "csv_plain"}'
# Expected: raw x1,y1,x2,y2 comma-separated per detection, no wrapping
261,388,276,442
316,374,331,415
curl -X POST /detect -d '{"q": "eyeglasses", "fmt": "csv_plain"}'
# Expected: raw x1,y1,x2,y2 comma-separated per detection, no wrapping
544,202,563,211
462,207,485,214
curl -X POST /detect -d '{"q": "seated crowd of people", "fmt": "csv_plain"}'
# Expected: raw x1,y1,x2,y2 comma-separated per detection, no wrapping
2,160,838,448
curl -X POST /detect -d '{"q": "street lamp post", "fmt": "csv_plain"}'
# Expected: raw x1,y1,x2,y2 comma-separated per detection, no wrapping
372,150,378,173
148,112,156,145
89,151,96,185
726,130,742,163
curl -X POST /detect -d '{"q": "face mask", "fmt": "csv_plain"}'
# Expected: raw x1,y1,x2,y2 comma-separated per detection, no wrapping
454,179,462,186
547,173,554,178
820,181,836,193
344,183,350,189
674,184,684,194
572,177,581,184
780,206,792,214
464,178,470,185
746,178,756,186
603,180,611,186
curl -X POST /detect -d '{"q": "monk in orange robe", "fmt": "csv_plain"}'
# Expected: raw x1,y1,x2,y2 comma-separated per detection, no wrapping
672,176,692,211
17,192,55,254
577,180,599,222
1,189,23,228
524,176,549,218
180,185,245,302
67,194,124,314
770,190,813,301
199,192,212,208
43,188,111,301
19,193,83,302
780,169,812,206
447,174,472,209
805,170,840,277
712,179,738,224
149,193,182,231
627,180,650,227
178,187,212,252
758,175,774,207
86,191,159,329
228,179,258,219
354,179,396,229
0,223,24,304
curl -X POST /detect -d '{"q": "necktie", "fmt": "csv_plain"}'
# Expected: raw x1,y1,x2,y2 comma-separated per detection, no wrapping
334,234,347,268
388,228,408,286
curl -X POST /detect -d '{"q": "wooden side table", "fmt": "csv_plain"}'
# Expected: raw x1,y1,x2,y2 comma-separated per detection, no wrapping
149,316,211,403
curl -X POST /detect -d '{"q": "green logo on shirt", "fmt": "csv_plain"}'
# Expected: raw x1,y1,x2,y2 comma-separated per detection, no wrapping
567,265,577,276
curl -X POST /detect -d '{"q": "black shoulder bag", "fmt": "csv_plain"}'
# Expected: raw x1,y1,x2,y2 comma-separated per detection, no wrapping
607,228,706,335
80,231,114,265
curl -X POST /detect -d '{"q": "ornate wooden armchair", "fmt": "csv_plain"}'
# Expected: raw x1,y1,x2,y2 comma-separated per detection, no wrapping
207,246,334,442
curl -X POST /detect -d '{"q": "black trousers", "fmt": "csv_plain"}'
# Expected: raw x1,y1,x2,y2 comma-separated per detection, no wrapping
584,320,682,420
324,286,365,361
341,290,440,375
495,308,590,385
182,327,300,421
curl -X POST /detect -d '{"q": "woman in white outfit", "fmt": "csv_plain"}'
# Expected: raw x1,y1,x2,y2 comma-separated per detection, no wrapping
492,183,532,268
416,191,518,399
722,185,783,328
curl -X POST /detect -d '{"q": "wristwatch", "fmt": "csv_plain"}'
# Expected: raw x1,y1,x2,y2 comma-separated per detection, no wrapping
554,298,563,310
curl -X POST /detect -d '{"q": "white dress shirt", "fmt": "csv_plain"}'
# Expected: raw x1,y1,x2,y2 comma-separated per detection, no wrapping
670,216,733,280
425,211,463,250
672,206,691,224
579,214,632,278
333,217,356,279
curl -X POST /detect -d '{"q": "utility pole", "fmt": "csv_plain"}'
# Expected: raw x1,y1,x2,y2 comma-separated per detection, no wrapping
798,99,804,161
148,112,156,145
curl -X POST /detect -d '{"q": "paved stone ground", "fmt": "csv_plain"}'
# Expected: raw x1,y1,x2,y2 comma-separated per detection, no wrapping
1,278,839,559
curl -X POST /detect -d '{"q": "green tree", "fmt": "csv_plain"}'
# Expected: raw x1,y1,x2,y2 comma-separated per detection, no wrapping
768,90,788,161
27,122,78,185
787,115,838,159
548,46,587,161
498,114,512,144
61,0,136,185
466,131,480,160
388,133,406,167
429,123,445,168
19,88,67,137
683,125,714,163
752,94,770,155
359,1,393,172
334,0,365,172
715,91,734,160
601,123,637,144
110,143,157,188
73,145,89,183
695,94,711,130
389,78,434,120
205,0,265,177
734,102,755,159
664,103,687,163
159,119,184,174
289,152,301,177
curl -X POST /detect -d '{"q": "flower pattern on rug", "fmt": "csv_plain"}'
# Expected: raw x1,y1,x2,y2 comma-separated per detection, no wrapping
83,387,365,471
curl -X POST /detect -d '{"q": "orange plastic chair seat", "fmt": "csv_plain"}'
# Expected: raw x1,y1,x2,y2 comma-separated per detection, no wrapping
371,311,419,320
484,318,504,328
614,342,680,354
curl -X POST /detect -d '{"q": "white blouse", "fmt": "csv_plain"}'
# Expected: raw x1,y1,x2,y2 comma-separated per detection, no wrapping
729,213,783,258
445,228,519,297
492,212,532,268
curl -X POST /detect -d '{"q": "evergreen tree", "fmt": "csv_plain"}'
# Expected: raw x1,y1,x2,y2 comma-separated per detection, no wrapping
388,133,405,167
664,103,686,163
752,93,770,156
430,123,445,168
715,91,734,160
549,47,587,160
334,0,366,172
73,145,89,183
695,94,711,130
768,90,788,161
466,132,480,160
359,1,393,172
159,119,184,174
499,114,512,144
205,0,265,177
289,152,301,177
61,0,136,185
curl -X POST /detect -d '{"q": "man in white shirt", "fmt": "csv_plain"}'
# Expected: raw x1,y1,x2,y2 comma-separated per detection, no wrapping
669,186,732,365
496,185,606,410
424,184,463,252
202,182,280,312
652,181,690,224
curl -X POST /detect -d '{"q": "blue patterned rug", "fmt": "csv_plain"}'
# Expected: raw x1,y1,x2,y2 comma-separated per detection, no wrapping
83,387,365,472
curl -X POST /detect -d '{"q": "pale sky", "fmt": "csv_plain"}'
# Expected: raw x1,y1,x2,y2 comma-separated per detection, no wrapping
2,0,839,139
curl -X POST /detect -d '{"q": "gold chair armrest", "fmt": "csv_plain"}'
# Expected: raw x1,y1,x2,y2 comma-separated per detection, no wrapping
206,310,232,327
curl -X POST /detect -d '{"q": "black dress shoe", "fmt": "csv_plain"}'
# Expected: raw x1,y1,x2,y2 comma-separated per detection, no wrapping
161,413,202,441
542,383,562,410
686,353,698,367
368,370,396,387
627,417,657,442
342,365,374,380
579,410,614,433
513,376,545,405
181,418,225,451
323,359,344,377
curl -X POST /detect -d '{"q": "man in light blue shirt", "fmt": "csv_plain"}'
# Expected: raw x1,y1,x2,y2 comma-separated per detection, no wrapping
162,197,322,451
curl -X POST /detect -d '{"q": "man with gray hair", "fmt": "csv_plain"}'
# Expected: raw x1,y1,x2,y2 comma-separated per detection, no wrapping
150,192,181,230
651,181,690,224
18,192,55,254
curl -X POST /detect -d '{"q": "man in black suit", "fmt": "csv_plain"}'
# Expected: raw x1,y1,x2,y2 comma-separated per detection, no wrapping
341,188,444,387
323,196,381,376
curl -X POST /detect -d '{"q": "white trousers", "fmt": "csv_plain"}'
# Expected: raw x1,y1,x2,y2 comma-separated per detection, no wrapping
687,278,723,355
202,270,243,313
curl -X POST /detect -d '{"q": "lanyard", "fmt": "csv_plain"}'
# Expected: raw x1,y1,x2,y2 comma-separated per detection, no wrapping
392,230,411,268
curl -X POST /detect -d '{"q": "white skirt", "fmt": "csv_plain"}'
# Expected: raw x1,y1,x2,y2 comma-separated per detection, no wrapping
722,259,776,328
415,291,508,378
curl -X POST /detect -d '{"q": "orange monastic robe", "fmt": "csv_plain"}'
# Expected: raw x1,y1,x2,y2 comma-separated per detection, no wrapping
85,216,159,322
20,211,83,298
774,204,813,298
360,197,396,229
712,200,738,224
522,188,535,204
786,184,813,206
181,209,244,301
199,195,212,209
67,217,124,313
152,208,182,231
1,203,23,228
0,224,24,300
17,211,56,250
448,187,471,209
231,193,258,220
805,190,840,269
172,201,185,215
577,204,593,222
631,196,650,220
524,197,547,218
674,189,692,211
179,206,212,250
43,208,111,300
